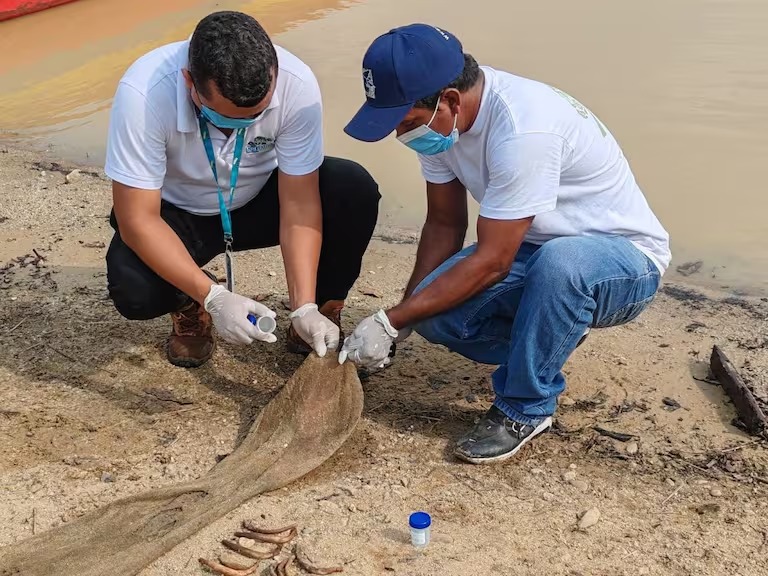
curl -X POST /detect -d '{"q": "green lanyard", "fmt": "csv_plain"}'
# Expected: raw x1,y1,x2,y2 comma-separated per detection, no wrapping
198,114,246,292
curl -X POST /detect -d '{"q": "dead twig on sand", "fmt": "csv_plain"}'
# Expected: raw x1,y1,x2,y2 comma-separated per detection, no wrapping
234,529,295,545
270,554,295,576
692,375,720,385
47,345,78,363
31,508,36,535
237,522,297,544
661,484,684,507
221,539,281,560
720,438,765,453
295,545,344,575
241,522,297,535
592,426,637,442
198,557,259,576
6,317,26,334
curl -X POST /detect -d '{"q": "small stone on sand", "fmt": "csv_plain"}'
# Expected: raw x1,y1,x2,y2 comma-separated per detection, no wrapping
578,507,601,530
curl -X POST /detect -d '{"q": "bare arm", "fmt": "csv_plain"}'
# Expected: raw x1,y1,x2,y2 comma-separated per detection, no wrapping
278,169,322,310
387,215,533,330
112,182,214,304
402,179,469,300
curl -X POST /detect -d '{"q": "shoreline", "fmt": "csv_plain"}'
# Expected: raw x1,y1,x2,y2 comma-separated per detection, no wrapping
0,140,764,300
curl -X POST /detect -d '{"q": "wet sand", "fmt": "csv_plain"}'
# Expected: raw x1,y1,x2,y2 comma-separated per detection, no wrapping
0,0,766,296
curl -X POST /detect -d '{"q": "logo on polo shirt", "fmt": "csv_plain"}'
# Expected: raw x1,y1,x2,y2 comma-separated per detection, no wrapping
246,136,275,153
363,68,375,99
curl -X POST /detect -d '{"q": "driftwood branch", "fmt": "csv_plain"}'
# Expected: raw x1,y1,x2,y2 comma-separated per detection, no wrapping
710,345,767,436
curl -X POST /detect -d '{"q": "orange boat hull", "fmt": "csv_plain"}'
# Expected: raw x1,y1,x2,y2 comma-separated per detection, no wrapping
0,0,78,22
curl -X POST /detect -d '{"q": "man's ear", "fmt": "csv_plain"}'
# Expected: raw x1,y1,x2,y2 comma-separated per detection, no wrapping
442,88,462,116
181,68,194,90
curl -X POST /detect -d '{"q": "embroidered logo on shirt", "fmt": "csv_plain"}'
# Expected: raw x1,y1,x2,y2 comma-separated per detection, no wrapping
246,136,275,153
363,68,375,99
549,86,608,137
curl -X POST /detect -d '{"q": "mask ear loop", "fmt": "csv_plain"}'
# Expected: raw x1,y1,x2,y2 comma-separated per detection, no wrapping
425,95,442,128
426,92,459,135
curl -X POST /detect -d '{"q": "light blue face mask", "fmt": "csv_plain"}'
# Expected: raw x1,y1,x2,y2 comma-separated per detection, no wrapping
397,98,459,155
200,105,258,130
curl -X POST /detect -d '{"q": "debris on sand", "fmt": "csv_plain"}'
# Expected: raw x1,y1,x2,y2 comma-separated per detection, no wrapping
65,169,80,184
577,508,600,530
662,397,682,411
676,260,703,277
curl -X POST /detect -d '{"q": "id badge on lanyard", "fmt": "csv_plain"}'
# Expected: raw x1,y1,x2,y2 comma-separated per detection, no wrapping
199,115,246,293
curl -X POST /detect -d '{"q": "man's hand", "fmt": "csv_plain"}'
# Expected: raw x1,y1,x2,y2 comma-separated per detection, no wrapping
394,326,413,343
204,285,277,345
289,303,340,357
338,310,398,369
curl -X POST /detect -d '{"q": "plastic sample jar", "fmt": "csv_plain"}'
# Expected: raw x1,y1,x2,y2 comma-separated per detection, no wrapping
247,314,276,334
409,511,431,549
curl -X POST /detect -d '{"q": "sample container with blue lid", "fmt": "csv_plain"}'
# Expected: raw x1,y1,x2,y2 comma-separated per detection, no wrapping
409,511,431,548
247,313,276,334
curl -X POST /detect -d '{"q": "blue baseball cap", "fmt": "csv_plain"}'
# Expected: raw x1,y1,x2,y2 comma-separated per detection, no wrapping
344,23,465,142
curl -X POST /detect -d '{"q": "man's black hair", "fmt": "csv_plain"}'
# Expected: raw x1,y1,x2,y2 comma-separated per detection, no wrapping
414,53,481,109
188,11,278,108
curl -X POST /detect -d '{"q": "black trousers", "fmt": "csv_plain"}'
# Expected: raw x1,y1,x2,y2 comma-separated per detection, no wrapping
106,157,381,320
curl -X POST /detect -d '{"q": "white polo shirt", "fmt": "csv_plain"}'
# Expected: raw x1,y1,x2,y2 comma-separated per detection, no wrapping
418,66,672,274
104,40,323,215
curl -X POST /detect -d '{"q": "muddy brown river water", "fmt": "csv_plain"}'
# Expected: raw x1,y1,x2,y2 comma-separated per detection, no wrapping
1,0,766,295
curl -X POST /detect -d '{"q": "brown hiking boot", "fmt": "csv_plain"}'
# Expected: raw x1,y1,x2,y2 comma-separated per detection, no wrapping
286,300,345,355
167,299,216,368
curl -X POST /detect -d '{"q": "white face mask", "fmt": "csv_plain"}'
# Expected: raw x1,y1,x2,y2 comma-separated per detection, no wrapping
397,98,459,155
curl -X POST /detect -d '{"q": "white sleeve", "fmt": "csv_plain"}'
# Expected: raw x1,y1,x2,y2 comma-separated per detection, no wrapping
479,131,564,220
275,73,324,176
417,153,456,184
104,82,167,190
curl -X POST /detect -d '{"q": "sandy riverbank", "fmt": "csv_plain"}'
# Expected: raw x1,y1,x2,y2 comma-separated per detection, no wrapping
0,146,766,575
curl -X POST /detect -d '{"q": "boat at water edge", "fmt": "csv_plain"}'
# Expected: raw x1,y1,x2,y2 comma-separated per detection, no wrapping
0,0,79,22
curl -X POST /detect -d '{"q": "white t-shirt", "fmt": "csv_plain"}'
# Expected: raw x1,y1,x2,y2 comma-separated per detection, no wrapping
418,66,671,274
105,40,323,215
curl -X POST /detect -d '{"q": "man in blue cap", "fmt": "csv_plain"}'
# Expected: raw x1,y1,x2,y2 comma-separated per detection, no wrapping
339,24,671,465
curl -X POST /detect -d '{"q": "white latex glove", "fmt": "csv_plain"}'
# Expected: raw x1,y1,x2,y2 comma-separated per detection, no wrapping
289,303,340,358
203,284,277,345
394,325,413,343
338,309,398,369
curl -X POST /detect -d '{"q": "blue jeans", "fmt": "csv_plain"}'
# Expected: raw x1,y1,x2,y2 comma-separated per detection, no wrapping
412,236,661,426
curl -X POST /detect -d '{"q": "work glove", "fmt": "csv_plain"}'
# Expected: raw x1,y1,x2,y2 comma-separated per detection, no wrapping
204,284,277,345
289,303,340,358
338,309,399,369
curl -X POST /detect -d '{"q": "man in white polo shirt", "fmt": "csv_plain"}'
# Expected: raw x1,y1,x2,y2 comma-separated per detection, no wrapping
104,11,380,368
340,24,671,464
